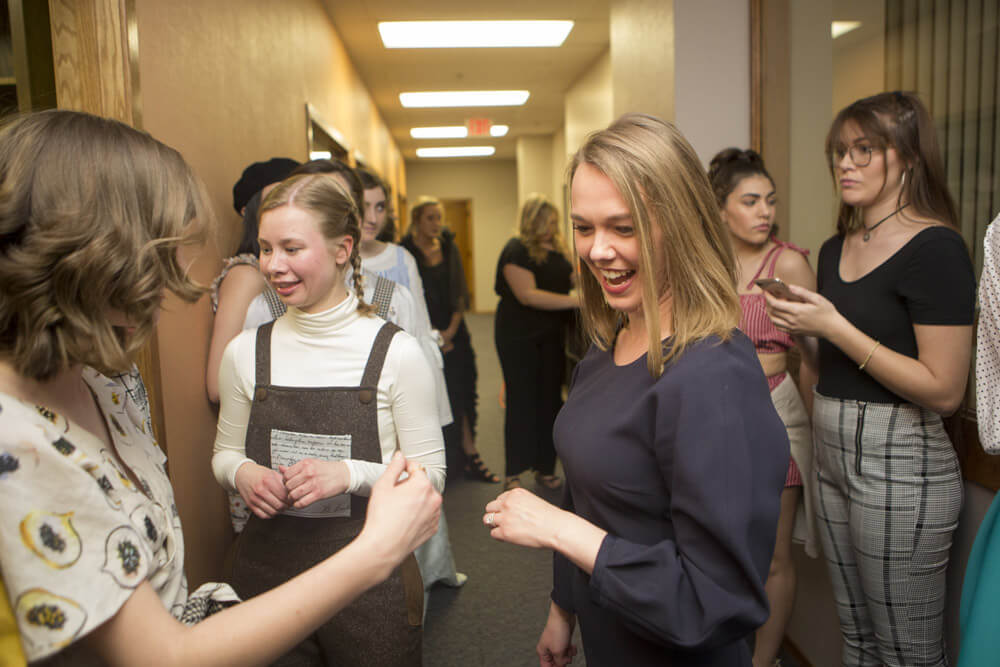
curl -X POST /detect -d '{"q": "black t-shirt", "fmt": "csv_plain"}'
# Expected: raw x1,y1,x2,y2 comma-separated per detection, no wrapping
816,226,976,403
494,238,573,342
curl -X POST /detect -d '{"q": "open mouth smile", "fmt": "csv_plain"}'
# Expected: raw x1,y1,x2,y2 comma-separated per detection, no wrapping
272,280,301,296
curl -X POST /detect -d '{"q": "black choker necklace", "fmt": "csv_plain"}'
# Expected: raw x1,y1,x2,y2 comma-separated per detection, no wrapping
863,203,909,241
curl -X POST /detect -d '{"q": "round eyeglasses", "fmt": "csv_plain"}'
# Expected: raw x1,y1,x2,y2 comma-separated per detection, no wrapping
832,144,876,168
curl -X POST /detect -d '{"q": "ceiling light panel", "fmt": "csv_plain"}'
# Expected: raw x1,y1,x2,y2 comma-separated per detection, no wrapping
379,21,573,48
400,91,530,108
411,126,468,139
417,146,496,158
409,125,511,139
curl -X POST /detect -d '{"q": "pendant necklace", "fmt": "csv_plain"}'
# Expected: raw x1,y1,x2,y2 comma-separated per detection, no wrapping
863,203,909,242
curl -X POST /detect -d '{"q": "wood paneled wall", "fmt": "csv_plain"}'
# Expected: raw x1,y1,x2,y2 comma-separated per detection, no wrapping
886,0,1000,273
50,0,140,124
885,0,1000,490
49,0,166,452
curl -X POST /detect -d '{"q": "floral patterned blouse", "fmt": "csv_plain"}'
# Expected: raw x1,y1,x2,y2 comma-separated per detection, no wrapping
0,367,237,664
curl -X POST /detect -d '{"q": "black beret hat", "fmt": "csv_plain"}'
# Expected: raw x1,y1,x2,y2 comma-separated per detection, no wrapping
232,157,300,213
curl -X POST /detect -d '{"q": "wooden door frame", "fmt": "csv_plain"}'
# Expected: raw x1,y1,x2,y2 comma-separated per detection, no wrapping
50,0,167,454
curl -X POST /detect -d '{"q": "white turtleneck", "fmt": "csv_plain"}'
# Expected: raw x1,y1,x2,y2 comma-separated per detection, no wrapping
212,292,446,497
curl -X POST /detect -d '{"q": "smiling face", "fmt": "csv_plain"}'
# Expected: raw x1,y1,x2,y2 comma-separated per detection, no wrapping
834,120,906,211
361,186,387,243
721,174,776,248
258,204,350,313
571,162,656,316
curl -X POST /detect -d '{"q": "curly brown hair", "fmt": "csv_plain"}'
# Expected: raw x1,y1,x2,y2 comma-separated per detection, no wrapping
0,110,209,381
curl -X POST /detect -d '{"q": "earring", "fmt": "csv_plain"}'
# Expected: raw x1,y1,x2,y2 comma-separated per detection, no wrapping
901,170,907,188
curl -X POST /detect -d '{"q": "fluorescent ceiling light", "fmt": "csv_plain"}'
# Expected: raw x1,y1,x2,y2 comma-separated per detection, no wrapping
379,20,573,48
832,21,862,39
410,124,511,139
309,150,332,160
400,90,530,108
417,146,496,158
411,126,468,139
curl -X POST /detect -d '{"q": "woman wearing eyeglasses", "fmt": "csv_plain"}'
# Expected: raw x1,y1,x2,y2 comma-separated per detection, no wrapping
765,91,974,667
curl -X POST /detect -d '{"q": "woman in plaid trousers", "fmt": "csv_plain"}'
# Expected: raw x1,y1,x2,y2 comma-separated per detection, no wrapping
766,92,975,667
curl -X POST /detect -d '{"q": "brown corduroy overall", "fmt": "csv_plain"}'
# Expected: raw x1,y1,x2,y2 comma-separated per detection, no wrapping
230,320,423,666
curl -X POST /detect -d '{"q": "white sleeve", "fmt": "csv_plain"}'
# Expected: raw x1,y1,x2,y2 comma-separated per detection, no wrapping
343,334,447,494
977,217,1000,454
389,283,452,427
401,247,425,302
212,334,256,490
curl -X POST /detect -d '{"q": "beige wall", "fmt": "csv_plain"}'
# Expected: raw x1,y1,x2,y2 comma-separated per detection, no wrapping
674,0,751,166
564,49,614,160
406,159,518,313
135,0,403,586
610,0,674,121
516,135,556,208
786,0,835,257
832,1,886,114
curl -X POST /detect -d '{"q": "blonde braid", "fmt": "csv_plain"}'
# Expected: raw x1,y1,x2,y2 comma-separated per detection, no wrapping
350,249,376,316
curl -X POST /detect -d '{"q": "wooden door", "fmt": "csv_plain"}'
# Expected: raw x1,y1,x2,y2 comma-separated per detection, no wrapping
441,198,475,311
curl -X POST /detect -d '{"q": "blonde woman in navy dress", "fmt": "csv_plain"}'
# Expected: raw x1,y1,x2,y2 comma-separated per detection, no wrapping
483,114,789,666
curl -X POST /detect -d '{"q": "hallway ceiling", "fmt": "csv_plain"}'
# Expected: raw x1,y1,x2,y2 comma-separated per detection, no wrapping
321,1,610,160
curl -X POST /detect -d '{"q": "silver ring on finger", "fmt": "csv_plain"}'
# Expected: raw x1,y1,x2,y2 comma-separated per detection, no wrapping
485,512,496,527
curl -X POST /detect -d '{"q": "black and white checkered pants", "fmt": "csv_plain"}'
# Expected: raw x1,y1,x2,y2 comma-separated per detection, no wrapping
813,392,962,667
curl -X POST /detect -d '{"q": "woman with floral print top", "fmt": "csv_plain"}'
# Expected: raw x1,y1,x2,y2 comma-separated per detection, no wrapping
0,110,441,666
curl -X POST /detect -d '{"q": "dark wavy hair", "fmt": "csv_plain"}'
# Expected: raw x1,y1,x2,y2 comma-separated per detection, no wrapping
0,110,208,380
708,148,777,234
826,91,957,235
707,148,774,206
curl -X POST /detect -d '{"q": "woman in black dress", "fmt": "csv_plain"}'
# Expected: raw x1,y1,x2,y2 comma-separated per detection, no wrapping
401,197,499,483
482,114,788,666
494,195,577,490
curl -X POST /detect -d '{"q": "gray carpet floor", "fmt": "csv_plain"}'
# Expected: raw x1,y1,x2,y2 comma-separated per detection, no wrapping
422,313,584,667
421,313,801,667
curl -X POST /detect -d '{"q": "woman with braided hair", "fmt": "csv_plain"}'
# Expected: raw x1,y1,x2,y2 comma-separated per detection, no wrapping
212,173,445,665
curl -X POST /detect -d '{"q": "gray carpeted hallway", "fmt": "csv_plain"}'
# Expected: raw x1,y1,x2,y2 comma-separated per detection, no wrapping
422,312,585,667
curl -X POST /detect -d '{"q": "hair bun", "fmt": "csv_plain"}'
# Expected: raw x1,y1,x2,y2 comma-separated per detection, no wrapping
709,147,764,171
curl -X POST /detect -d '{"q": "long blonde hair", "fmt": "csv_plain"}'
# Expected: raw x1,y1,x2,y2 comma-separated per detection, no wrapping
518,194,567,264
0,110,208,381
260,174,375,316
569,113,740,378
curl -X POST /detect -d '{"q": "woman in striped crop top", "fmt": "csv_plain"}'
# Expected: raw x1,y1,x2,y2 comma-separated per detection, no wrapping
709,148,818,667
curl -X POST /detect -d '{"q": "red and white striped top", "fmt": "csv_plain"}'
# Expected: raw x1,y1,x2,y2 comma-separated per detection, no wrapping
738,239,809,392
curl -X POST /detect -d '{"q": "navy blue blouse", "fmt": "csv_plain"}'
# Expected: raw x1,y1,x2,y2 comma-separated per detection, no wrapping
551,332,788,666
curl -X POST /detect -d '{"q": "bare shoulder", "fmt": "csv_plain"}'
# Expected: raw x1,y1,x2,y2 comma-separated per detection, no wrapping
774,246,815,290
219,263,267,297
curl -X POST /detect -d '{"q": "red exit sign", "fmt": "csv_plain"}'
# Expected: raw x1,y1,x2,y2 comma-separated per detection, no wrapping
466,118,492,136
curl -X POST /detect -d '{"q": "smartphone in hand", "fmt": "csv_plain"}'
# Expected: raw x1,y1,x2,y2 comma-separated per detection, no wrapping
755,278,805,302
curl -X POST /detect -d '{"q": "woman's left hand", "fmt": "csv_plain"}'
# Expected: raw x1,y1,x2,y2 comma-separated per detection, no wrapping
280,459,350,508
764,284,846,339
483,488,565,549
